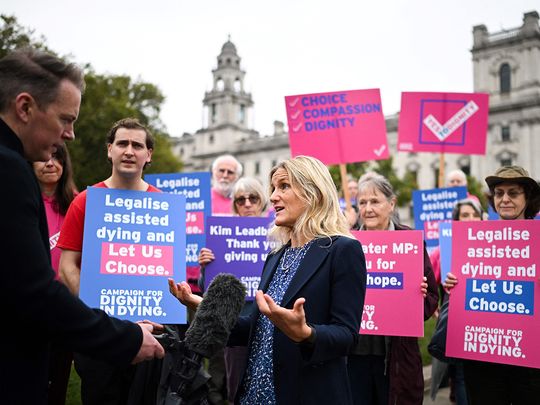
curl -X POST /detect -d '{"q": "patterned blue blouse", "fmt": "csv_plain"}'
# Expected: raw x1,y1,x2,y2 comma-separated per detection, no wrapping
239,240,314,405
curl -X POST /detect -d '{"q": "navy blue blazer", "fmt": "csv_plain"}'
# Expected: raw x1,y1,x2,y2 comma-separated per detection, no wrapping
232,235,367,404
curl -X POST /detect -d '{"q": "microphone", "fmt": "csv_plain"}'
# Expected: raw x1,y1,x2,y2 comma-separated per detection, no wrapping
158,273,246,404
185,273,246,358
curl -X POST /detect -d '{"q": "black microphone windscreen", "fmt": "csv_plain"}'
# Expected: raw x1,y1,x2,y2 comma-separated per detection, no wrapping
184,273,246,358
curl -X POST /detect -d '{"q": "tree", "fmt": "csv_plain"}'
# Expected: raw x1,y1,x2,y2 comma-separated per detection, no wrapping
0,14,51,58
0,15,182,189
466,174,488,209
71,69,182,188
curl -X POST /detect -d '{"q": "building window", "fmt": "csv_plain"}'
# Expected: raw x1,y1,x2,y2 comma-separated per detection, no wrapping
216,78,224,91
255,161,260,175
234,78,241,92
501,126,510,142
460,165,471,176
209,134,214,144
272,159,277,168
500,158,512,166
239,104,245,123
180,147,184,156
211,104,217,123
500,63,511,94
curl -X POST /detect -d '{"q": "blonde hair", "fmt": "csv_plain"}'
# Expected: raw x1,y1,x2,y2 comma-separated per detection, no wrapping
232,177,268,215
268,155,352,245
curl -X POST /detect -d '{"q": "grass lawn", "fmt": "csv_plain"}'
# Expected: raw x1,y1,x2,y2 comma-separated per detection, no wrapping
65,364,81,405
420,315,437,366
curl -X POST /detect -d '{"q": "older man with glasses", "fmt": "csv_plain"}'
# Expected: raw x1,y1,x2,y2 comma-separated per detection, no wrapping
210,154,243,215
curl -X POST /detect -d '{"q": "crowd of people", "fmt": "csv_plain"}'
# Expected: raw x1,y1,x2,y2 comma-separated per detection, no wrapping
1,47,539,405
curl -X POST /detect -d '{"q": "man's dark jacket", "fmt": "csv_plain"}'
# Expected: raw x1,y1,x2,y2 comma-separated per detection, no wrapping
0,119,142,404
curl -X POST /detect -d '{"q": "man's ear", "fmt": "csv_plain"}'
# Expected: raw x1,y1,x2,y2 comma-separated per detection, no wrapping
14,93,36,123
147,148,153,163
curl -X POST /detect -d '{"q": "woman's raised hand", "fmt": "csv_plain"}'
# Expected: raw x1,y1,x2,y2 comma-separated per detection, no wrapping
168,279,202,311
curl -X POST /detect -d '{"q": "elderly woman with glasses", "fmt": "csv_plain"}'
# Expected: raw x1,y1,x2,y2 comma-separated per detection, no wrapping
347,171,439,405
444,166,540,405
170,156,367,404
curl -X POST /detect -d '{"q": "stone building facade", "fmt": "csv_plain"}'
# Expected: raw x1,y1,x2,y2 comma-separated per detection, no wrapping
172,11,540,190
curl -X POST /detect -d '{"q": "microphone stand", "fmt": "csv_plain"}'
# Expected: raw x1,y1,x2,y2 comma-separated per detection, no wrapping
156,326,211,405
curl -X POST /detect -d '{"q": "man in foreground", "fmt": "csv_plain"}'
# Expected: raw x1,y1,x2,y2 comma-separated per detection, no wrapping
0,49,163,404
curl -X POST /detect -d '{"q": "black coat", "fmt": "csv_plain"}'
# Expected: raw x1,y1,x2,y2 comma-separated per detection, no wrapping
388,223,439,405
0,119,142,404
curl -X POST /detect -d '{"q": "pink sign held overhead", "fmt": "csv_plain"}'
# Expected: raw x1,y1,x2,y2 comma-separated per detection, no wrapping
352,230,425,337
446,220,540,368
285,89,388,165
398,92,489,154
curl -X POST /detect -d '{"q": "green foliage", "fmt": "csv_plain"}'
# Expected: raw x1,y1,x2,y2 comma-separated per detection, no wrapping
71,69,182,188
66,365,81,405
0,15,182,189
466,174,488,209
419,315,437,366
372,158,418,206
0,14,51,58
329,158,418,206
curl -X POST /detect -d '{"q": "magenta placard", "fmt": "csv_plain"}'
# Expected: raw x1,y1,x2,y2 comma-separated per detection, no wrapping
285,89,389,165
100,242,174,277
352,230,424,337
446,221,540,368
397,92,489,154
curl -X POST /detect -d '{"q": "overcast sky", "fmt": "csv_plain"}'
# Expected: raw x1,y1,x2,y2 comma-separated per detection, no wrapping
3,0,538,137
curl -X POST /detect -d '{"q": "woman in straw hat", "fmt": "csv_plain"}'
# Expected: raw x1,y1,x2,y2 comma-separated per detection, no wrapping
444,165,540,404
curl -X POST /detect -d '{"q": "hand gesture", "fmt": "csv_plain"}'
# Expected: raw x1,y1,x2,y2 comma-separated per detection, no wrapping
168,279,202,311
255,290,312,343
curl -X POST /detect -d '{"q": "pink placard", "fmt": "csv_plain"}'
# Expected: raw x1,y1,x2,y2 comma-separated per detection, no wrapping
100,242,174,277
186,211,204,234
398,92,489,154
446,221,540,368
352,230,424,337
285,89,389,165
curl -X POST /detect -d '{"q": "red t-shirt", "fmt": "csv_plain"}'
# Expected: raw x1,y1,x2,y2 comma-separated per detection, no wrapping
57,181,161,252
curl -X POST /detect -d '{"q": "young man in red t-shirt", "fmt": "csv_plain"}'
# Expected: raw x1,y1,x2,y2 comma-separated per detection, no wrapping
58,117,160,404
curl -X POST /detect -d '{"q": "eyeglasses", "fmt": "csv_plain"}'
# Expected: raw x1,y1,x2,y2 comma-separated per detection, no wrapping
493,189,525,199
234,195,260,206
218,168,236,176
